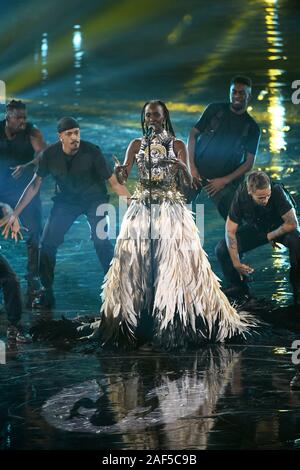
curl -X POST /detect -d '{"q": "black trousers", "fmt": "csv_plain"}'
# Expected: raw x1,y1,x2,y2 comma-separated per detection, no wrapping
215,226,300,291
191,180,241,221
0,255,22,326
0,190,42,285
39,199,114,289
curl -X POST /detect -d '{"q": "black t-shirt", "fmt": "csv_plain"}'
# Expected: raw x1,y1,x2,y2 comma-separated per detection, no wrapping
36,140,113,204
229,182,293,232
194,103,260,179
0,120,35,195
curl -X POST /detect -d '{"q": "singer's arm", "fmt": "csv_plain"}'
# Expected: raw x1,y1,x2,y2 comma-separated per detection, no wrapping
122,138,141,176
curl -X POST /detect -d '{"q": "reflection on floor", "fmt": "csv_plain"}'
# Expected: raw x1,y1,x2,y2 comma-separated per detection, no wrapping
1,341,300,450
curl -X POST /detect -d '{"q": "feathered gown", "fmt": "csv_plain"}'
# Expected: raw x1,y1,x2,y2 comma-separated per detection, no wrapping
81,131,256,349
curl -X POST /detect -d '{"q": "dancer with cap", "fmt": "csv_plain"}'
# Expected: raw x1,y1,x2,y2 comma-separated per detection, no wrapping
2,117,131,308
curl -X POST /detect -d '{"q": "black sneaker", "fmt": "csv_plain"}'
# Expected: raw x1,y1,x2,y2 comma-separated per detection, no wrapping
7,325,31,343
32,289,56,309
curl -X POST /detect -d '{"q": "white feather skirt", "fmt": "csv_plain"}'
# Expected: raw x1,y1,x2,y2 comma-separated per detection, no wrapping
97,200,256,349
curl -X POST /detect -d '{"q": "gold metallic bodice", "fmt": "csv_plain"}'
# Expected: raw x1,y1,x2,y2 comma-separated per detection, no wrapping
133,131,184,204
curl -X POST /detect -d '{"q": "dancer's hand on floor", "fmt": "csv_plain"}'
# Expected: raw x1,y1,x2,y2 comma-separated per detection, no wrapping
233,262,254,280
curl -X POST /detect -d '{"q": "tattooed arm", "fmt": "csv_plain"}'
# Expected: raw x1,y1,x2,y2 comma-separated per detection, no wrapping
225,218,240,266
225,217,254,280
267,208,298,241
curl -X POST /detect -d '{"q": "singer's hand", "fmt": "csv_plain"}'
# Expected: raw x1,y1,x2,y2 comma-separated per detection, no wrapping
160,157,186,168
161,158,193,188
113,155,129,184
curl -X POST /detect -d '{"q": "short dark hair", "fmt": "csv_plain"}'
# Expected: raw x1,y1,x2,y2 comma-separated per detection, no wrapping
230,75,252,89
246,171,270,193
6,99,26,112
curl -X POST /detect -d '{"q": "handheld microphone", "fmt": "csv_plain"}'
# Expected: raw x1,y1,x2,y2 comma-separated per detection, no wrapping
145,125,155,138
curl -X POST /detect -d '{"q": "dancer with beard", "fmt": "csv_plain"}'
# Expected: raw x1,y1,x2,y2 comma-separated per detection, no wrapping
1,117,131,308
187,76,260,220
